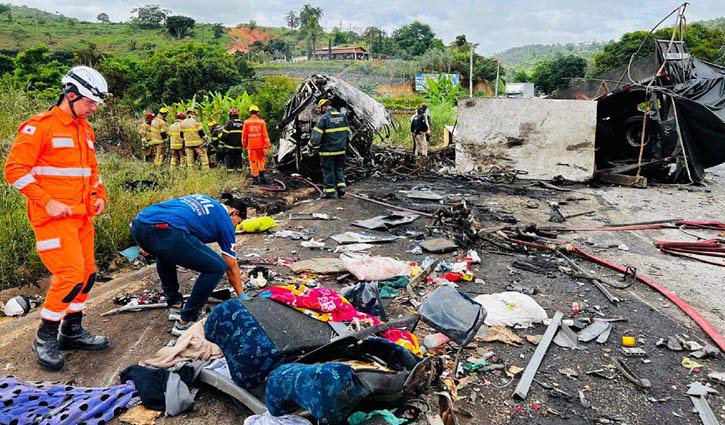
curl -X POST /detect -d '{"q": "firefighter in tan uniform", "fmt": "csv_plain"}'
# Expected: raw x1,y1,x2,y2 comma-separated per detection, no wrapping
149,107,169,166
139,112,155,162
181,110,209,169
4,66,110,371
169,112,186,168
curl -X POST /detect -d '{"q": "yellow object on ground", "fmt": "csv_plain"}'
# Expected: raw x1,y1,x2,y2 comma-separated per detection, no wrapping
621,336,636,347
237,216,276,233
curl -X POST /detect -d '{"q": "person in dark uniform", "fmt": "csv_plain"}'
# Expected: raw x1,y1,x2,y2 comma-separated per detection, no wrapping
307,99,350,199
221,108,244,171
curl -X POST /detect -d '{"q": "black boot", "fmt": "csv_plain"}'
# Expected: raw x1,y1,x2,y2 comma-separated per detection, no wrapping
58,312,109,351
259,171,269,184
32,320,63,371
251,176,260,185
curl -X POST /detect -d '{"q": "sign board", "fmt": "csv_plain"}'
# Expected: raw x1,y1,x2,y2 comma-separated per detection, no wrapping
415,73,461,92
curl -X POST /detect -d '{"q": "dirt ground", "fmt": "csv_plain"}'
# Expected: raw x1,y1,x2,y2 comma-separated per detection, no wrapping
0,165,723,425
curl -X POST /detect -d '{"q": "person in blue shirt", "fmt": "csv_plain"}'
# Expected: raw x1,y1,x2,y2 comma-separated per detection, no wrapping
130,193,246,336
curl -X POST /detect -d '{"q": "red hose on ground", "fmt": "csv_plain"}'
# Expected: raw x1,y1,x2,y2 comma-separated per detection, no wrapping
316,186,725,350
496,232,725,352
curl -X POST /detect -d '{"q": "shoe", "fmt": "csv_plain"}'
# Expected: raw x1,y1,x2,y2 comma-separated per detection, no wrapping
171,320,195,336
322,192,337,199
259,172,269,184
32,336,64,371
168,305,182,321
337,189,346,198
58,329,109,351
251,177,260,186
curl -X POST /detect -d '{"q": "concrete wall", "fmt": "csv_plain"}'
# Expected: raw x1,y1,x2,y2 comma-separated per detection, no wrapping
455,98,597,181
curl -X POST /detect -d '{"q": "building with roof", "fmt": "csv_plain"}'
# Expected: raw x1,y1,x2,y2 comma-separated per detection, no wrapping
312,46,371,61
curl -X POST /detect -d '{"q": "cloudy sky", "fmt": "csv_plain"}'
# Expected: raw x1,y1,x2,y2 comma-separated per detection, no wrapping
6,0,725,55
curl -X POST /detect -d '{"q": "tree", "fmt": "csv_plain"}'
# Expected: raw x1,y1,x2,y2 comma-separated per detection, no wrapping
331,26,348,45
137,42,245,105
533,54,587,94
13,45,66,93
285,10,299,30
0,54,14,76
166,15,195,39
299,5,324,59
393,21,441,58
73,42,105,67
454,35,468,48
0,4,11,21
512,68,531,82
212,23,225,39
96,12,110,23
419,48,457,73
130,4,170,29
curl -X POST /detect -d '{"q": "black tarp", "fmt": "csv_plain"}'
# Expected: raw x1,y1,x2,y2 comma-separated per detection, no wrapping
595,43,725,183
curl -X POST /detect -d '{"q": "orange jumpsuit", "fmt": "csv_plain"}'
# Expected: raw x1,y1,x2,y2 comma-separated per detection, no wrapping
4,106,107,322
241,115,271,177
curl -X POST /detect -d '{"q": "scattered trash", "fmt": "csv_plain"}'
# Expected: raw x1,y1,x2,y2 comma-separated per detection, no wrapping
547,203,566,223
118,405,162,425
334,243,376,253
614,358,651,389
553,323,579,349
289,213,336,220
287,258,347,274
272,230,310,240
248,267,269,289
504,283,537,296
3,295,31,317
405,189,444,201
621,347,648,357
330,232,399,245
119,245,143,264
419,238,458,254
578,321,613,343
474,292,548,327
707,371,725,385
341,282,387,321
477,325,524,346
690,345,720,359
621,336,636,347
341,255,410,281
682,357,704,372
512,311,564,400
667,336,684,351
300,239,326,249
687,382,719,425
559,368,579,379
352,213,420,230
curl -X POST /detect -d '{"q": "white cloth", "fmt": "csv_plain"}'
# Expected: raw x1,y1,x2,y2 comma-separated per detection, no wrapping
474,292,548,327
244,412,312,425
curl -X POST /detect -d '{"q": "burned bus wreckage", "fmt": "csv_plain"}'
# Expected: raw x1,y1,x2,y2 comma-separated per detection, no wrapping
595,40,725,184
275,75,397,177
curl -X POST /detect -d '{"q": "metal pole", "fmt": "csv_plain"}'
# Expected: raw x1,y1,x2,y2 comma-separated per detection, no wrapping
469,44,474,97
494,61,500,97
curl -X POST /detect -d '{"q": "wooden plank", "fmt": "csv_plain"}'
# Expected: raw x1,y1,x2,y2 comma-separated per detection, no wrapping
597,172,648,188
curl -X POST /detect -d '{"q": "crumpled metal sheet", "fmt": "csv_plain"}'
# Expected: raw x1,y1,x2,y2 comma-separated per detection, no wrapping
276,75,397,173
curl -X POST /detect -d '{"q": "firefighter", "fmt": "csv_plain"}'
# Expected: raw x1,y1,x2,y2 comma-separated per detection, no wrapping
149,107,169,166
221,108,244,171
4,66,110,371
169,112,186,168
207,120,224,166
308,99,350,199
139,112,155,162
182,110,208,169
242,105,271,185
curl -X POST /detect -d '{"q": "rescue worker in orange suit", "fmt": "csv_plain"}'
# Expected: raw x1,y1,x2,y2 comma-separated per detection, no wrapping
182,110,209,169
242,105,271,185
4,66,110,371
169,112,186,168
221,108,244,171
149,107,169,166
139,112,155,162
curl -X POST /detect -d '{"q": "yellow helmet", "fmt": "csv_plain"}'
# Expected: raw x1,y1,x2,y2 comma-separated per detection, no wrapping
248,104,260,113
159,107,169,114
317,99,330,108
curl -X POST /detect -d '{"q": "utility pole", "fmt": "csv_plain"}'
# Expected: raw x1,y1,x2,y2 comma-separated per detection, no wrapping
494,61,500,97
469,44,474,97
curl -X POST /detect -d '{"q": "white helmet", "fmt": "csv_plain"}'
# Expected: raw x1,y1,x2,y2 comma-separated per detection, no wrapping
61,66,109,103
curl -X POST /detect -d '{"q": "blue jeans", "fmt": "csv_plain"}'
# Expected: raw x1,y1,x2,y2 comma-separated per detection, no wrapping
131,220,227,322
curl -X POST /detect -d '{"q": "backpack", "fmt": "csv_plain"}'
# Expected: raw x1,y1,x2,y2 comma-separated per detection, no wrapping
413,113,428,133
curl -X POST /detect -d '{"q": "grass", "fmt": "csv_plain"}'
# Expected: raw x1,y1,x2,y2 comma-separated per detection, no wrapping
0,85,248,288
0,6,232,58
380,102,457,151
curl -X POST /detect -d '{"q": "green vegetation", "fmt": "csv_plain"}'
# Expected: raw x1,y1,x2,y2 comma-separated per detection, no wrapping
532,55,587,94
